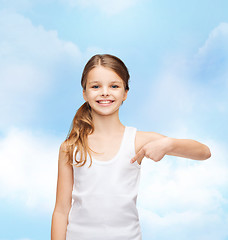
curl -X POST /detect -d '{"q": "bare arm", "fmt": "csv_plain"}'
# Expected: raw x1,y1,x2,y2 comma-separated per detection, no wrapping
132,131,211,164
51,142,73,240
165,137,211,160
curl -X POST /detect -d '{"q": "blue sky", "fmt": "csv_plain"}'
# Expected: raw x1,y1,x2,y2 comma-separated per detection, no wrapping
0,0,228,239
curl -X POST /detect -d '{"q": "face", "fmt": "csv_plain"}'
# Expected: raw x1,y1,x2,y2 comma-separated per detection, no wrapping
83,66,128,116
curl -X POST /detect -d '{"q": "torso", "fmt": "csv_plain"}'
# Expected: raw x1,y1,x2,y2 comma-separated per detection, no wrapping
87,129,149,165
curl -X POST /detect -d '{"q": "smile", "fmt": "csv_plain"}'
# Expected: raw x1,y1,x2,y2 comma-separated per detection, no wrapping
96,100,114,106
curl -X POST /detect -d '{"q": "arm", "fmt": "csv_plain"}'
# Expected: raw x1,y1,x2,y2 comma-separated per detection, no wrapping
51,142,73,240
165,137,211,160
131,131,211,164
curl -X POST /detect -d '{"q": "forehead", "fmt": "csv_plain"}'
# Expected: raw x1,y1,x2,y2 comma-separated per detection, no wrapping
87,66,123,84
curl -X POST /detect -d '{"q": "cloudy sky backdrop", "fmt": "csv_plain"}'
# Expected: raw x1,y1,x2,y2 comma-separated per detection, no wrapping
0,0,228,239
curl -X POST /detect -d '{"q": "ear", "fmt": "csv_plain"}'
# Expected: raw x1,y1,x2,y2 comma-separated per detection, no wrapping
123,89,128,102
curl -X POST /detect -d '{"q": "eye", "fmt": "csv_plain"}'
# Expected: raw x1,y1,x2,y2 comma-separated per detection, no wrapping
91,85,119,89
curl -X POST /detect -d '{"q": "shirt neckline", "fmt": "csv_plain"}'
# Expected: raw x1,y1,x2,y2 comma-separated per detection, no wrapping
90,126,128,165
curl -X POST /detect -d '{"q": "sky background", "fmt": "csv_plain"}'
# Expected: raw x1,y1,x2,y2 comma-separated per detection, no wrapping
0,0,228,239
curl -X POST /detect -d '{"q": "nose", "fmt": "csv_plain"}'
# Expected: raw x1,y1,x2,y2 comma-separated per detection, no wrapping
101,86,110,96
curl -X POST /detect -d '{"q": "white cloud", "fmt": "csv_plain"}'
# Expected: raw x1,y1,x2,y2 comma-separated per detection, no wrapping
0,10,82,130
137,139,228,239
62,0,139,16
139,207,228,240
137,22,228,239
194,22,228,89
141,56,198,133
0,10,107,217
0,126,61,214
143,22,228,134
198,22,228,56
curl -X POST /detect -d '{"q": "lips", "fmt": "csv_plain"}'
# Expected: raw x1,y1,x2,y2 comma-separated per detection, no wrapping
96,100,115,106
96,100,114,103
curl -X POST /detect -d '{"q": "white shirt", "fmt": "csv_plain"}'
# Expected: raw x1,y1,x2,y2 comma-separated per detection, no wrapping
66,126,142,240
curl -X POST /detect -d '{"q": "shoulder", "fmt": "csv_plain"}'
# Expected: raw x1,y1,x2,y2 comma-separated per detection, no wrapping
60,140,69,153
135,130,168,153
58,141,72,164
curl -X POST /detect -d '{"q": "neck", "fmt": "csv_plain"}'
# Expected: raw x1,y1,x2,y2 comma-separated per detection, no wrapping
90,110,124,136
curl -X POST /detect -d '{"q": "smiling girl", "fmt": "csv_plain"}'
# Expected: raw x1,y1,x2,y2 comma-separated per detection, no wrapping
51,54,211,240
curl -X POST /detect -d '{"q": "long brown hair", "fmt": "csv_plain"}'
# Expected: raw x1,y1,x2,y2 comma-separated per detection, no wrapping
64,54,130,168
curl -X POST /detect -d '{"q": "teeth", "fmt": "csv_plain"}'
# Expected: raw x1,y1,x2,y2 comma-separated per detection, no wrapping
98,101,113,103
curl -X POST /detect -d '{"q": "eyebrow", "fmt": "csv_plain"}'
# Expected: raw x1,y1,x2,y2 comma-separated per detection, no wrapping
89,80,122,84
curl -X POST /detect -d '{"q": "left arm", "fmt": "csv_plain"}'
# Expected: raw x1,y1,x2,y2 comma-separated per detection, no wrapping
164,137,211,160
131,131,211,164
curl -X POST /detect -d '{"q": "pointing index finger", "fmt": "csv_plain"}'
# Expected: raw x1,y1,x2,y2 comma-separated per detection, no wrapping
130,149,144,164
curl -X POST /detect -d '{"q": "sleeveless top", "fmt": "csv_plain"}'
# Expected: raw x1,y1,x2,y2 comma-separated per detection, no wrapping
66,126,142,240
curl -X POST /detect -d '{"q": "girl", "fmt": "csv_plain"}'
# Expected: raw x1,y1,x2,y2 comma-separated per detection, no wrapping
51,54,211,240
